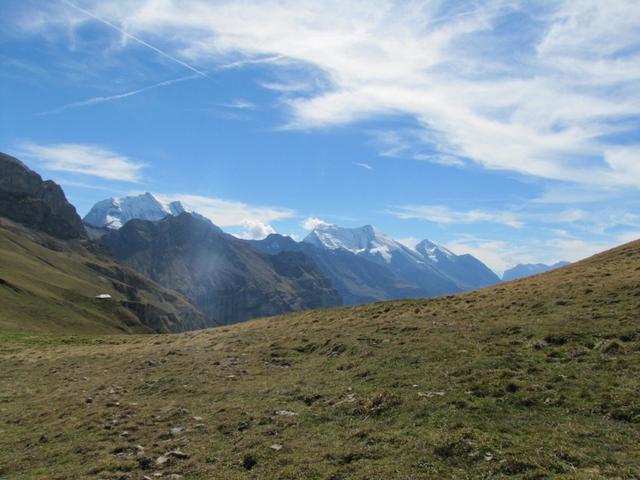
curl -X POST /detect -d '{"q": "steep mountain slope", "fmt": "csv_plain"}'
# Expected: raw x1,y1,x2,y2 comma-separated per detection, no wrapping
0,153,210,334
84,192,185,229
415,239,500,289
0,152,86,239
249,233,422,304
503,261,570,281
2,239,638,478
101,213,342,324
0,218,209,334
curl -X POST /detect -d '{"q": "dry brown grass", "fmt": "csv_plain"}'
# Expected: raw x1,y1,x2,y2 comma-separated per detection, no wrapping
1,240,639,479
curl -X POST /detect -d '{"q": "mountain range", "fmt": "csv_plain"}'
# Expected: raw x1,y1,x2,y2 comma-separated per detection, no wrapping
0,153,570,329
249,224,500,305
80,190,505,316
101,213,341,324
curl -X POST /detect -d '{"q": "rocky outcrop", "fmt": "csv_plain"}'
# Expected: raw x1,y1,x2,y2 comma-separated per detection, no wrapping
0,152,87,240
102,213,342,324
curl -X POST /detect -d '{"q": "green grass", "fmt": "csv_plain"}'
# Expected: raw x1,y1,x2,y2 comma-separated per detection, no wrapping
0,240,639,479
0,223,203,334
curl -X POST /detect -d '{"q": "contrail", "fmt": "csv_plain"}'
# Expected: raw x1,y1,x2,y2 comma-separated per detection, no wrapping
36,74,199,116
61,0,208,78
218,55,286,70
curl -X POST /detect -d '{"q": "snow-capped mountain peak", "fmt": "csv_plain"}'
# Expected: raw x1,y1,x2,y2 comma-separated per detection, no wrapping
84,192,186,229
303,223,420,264
415,239,455,263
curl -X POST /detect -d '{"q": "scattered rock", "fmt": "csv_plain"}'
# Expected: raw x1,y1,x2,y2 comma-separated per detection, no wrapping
155,455,170,466
85,397,94,404
484,452,494,461
270,443,283,451
333,393,356,407
168,449,190,459
418,391,445,398
145,359,165,367
195,423,207,433
170,426,187,435
275,410,297,417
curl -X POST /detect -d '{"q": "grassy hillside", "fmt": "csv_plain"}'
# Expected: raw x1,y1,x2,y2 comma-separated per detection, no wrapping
0,221,208,334
1,239,639,479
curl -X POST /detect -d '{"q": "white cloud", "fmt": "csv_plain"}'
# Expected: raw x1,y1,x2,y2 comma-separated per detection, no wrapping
354,162,372,170
390,205,525,229
18,142,145,182
218,99,256,110
237,220,276,240
161,193,294,228
18,1,640,189
617,230,640,244
413,154,465,167
302,216,331,230
446,239,525,275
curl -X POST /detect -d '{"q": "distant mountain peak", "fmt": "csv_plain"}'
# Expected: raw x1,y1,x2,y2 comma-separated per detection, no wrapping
415,239,455,263
502,261,570,281
84,192,186,229
304,223,398,261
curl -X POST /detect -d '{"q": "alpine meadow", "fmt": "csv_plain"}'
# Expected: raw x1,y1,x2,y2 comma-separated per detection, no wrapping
1,1,639,479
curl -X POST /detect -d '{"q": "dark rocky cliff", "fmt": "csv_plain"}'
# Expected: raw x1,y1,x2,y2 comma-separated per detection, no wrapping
0,153,87,240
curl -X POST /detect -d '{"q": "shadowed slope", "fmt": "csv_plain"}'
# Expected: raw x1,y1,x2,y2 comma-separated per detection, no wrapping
0,219,210,334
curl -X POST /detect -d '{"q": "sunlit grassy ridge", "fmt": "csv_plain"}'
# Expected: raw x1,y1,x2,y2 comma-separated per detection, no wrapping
1,240,639,479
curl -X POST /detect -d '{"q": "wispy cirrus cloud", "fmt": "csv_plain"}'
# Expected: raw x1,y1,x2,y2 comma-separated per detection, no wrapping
354,162,372,170
218,99,256,110
17,142,146,182
389,204,526,229
18,1,640,190
60,0,208,78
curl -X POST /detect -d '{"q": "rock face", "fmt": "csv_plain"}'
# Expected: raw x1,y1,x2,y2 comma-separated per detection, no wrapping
502,261,570,281
0,152,86,239
101,213,342,324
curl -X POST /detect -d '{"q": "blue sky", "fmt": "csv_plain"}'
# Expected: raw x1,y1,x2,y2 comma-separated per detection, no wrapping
1,0,639,273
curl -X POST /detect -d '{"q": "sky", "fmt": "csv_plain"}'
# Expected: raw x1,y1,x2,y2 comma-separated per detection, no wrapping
1,0,639,274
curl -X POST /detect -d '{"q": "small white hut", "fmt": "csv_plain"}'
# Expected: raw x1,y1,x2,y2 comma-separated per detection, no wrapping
95,294,112,301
